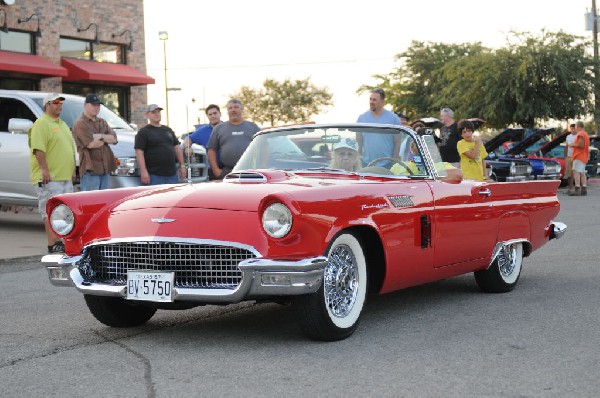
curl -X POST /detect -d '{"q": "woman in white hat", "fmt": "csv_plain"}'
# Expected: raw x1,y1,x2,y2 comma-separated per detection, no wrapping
331,137,361,172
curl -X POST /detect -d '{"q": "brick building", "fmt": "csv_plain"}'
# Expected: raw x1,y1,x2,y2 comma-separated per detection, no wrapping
0,0,152,127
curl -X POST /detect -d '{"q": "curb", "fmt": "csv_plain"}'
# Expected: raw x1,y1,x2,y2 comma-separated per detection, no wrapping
0,255,43,265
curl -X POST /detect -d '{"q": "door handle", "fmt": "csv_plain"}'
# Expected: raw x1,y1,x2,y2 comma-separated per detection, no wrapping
478,188,491,197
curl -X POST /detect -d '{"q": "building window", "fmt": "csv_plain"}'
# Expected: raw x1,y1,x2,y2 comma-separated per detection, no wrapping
62,83,130,122
94,43,123,63
59,38,124,63
59,38,91,60
0,31,34,53
0,78,37,91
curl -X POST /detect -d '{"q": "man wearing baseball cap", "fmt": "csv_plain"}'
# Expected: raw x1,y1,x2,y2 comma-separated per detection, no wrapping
134,104,186,185
72,93,118,191
29,93,76,253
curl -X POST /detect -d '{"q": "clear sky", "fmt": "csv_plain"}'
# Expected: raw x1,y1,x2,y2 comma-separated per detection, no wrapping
143,0,594,134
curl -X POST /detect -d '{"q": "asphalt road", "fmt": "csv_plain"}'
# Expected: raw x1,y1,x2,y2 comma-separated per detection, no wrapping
1,186,599,397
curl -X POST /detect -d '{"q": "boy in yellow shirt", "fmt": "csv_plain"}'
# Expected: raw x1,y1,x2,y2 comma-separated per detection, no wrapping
456,119,488,181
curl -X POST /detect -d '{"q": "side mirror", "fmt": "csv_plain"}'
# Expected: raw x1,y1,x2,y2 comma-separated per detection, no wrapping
8,118,34,134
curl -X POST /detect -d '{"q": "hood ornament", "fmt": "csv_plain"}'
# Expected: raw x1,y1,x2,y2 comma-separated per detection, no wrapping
151,218,176,224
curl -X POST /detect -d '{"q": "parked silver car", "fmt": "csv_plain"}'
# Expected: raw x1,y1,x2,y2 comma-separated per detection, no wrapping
0,90,207,208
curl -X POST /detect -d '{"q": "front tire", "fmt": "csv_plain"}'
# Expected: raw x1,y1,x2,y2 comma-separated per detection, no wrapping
84,295,157,327
475,242,523,293
295,233,367,341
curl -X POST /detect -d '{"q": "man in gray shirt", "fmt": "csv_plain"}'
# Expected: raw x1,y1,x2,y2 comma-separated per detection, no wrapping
207,99,260,179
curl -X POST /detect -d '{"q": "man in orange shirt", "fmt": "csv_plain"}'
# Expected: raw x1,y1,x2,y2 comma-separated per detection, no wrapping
568,121,590,196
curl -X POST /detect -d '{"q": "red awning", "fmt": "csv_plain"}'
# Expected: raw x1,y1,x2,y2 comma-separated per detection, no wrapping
0,51,68,77
61,58,155,86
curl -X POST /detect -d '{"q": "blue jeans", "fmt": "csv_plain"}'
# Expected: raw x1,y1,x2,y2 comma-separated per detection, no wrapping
149,174,179,185
80,172,110,191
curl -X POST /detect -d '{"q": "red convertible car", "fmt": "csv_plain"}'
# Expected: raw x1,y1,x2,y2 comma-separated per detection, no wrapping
42,124,566,341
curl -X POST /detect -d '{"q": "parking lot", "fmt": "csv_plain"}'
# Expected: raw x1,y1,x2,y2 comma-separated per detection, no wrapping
1,182,599,397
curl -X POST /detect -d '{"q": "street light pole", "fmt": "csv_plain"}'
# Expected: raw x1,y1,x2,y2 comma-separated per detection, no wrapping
593,0,600,131
158,31,169,125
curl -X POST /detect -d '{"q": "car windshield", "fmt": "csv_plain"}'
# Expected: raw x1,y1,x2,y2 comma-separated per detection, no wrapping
234,125,447,179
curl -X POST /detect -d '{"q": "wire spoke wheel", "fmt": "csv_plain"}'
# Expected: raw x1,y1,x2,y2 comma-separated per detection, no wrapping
498,243,517,281
324,244,359,318
294,232,367,341
474,241,523,293
497,242,522,284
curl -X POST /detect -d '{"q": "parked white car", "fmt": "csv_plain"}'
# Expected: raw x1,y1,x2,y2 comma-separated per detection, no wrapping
0,90,208,208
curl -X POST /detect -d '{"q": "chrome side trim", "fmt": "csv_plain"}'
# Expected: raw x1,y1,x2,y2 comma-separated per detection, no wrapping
550,221,567,240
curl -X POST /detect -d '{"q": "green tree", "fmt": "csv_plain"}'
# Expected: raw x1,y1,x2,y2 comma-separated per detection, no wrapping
440,31,594,127
358,41,489,119
360,31,594,128
232,78,333,127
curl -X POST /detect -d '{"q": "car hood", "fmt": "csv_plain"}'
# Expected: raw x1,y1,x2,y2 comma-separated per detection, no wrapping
539,131,568,154
485,128,525,153
505,128,555,156
112,170,363,213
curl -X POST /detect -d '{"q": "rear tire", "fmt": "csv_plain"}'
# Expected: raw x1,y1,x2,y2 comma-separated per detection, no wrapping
84,295,157,327
295,233,367,341
475,242,523,293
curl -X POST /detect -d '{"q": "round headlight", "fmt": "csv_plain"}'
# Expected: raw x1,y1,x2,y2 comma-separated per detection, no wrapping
262,203,292,238
50,204,75,236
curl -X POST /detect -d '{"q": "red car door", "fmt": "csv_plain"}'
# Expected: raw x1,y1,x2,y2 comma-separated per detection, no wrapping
427,180,496,269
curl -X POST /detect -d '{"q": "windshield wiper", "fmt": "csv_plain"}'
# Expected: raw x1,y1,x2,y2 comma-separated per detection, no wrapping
305,167,345,172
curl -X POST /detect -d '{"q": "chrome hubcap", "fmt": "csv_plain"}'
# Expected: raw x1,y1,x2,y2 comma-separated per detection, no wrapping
325,244,359,318
498,243,517,278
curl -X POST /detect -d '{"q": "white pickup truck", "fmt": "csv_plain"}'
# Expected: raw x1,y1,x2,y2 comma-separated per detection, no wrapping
0,90,208,208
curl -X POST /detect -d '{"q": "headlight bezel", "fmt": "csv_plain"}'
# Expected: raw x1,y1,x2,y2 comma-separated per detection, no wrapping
50,204,75,236
261,202,293,238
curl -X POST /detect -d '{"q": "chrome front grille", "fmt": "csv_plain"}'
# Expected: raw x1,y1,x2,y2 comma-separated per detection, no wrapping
79,241,255,289
514,164,529,175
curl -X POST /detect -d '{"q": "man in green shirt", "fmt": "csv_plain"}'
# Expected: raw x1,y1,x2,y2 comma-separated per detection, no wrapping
29,93,76,253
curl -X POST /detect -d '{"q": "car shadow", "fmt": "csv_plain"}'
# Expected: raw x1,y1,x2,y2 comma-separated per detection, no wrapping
100,273,485,345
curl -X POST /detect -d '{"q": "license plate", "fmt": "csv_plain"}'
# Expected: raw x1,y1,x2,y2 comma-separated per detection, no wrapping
126,271,174,302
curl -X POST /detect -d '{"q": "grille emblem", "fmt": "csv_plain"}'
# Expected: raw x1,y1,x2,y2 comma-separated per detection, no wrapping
151,218,176,223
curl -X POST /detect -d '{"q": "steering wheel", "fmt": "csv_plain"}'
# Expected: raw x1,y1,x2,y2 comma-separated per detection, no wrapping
367,157,414,175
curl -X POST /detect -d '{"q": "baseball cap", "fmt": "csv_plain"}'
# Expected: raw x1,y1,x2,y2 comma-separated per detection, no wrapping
43,93,65,104
146,104,163,112
333,137,358,151
85,93,103,105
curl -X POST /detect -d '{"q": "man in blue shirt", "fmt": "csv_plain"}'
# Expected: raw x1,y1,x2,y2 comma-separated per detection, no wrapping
356,88,402,166
184,104,222,180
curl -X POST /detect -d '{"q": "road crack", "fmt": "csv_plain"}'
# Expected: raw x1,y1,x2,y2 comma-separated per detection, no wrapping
93,330,156,398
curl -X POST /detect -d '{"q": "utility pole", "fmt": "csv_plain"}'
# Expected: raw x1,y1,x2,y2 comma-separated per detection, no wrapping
593,0,600,131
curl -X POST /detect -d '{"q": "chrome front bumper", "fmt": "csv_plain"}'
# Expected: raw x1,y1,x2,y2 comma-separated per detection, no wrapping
535,174,561,180
504,175,532,182
42,254,326,303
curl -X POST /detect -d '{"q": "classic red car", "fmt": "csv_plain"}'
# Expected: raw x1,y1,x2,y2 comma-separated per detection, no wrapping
42,124,566,341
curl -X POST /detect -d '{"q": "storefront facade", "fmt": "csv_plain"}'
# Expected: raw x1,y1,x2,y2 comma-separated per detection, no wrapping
0,0,153,127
